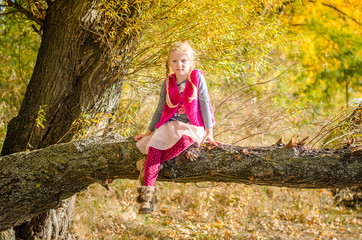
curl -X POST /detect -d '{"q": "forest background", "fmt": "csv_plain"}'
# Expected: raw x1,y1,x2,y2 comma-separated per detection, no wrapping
0,0,361,239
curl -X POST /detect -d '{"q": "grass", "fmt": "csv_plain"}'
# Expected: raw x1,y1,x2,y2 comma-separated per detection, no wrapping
74,180,361,240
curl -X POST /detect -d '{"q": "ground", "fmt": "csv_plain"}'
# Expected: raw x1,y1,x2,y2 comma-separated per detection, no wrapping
74,180,361,240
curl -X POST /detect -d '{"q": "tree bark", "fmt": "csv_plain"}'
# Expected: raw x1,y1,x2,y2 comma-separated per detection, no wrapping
0,135,361,231
1,0,141,239
1,0,131,156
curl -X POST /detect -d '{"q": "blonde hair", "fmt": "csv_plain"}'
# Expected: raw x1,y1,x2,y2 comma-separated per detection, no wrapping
165,41,197,108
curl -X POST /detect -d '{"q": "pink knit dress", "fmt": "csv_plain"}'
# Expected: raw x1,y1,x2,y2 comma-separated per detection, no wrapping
136,121,205,155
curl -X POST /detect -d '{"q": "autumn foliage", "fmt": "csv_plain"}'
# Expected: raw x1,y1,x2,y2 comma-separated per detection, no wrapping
0,0,361,239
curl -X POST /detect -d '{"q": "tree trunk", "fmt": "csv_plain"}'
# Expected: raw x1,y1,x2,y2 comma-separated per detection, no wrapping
1,0,140,239
0,135,361,231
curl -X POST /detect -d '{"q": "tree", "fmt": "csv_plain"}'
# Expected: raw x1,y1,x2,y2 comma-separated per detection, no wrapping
1,0,145,238
1,0,293,238
1,0,359,239
0,0,284,239
0,135,361,231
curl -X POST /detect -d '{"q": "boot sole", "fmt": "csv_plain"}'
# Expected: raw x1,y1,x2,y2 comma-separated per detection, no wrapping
138,208,153,214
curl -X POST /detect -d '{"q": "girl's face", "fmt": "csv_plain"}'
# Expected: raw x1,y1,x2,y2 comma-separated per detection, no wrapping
168,50,193,80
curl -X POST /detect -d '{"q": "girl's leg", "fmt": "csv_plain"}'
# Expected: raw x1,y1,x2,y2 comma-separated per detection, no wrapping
161,135,194,162
143,147,163,186
143,135,194,186
137,185,157,214
138,147,162,214
139,135,194,214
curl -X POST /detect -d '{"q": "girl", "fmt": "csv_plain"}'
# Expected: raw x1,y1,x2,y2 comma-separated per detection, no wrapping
134,41,220,214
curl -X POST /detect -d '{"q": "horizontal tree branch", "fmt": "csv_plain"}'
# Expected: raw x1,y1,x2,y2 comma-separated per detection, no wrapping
0,135,361,231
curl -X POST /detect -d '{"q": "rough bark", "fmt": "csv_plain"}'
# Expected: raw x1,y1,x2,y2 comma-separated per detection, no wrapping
329,104,362,207
0,135,361,231
1,0,141,239
1,0,132,156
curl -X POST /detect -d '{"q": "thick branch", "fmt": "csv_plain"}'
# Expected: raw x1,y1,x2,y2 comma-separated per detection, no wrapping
0,136,361,231
4,0,44,26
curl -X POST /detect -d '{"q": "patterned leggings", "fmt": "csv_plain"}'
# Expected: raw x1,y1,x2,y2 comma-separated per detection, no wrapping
143,135,194,186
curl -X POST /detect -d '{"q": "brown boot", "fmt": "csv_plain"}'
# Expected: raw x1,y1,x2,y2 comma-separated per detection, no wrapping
137,186,157,214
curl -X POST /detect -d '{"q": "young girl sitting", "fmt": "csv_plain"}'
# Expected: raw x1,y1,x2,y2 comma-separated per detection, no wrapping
134,41,221,214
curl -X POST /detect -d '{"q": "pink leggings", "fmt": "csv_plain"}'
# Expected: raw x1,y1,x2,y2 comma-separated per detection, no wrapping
143,135,194,186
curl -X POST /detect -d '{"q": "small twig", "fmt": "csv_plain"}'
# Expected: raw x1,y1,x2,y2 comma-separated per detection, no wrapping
194,182,214,188
309,107,357,147
101,85,138,136
321,131,356,148
31,24,42,37
151,0,186,22
214,60,302,114
320,2,361,26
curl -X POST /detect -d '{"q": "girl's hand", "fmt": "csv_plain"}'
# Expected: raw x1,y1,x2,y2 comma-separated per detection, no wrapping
134,130,152,141
201,128,222,146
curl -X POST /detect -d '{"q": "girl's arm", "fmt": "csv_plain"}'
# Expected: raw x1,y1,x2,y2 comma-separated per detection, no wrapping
202,128,222,146
134,129,152,141
197,73,213,129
